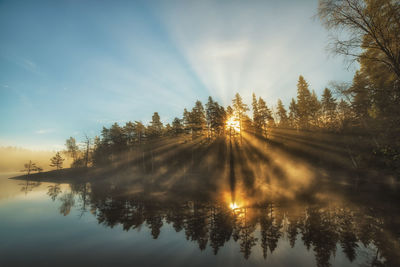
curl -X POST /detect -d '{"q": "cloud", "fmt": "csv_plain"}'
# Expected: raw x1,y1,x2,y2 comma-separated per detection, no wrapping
16,58,45,76
34,129,55,135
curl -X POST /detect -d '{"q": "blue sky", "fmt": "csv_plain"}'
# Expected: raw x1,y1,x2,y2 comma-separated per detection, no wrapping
0,0,356,150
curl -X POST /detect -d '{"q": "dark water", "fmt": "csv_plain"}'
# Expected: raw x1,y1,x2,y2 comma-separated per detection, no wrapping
1,171,399,267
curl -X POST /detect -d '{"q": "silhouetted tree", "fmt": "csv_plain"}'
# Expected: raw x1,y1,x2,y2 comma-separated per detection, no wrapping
276,99,289,128
297,75,312,129
50,152,64,170
289,98,299,129
148,112,163,139
232,93,249,143
321,88,337,129
172,117,184,136
65,137,79,162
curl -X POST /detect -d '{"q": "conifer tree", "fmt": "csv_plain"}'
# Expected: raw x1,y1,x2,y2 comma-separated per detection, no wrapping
172,117,183,135
258,97,273,137
182,108,191,135
276,99,289,128
321,88,337,129
148,112,163,138
289,98,298,129
296,75,312,129
50,152,64,170
252,93,261,134
309,90,321,129
232,93,249,142
190,100,206,137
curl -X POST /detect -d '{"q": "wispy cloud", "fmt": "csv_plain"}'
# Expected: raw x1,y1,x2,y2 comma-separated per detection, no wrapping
34,129,55,135
16,58,45,76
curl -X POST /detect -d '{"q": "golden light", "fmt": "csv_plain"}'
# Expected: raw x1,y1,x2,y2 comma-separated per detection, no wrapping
226,116,240,133
230,202,239,210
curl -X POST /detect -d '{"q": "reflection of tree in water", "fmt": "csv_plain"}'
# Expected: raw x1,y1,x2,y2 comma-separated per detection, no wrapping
260,204,282,259
300,206,339,267
236,208,258,259
19,179,41,195
58,192,75,216
184,202,209,250
338,209,358,263
43,182,400,266
47,184,61,201
209,206,233,255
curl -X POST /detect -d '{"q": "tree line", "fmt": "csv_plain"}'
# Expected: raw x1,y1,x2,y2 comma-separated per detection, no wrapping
60,0,399,169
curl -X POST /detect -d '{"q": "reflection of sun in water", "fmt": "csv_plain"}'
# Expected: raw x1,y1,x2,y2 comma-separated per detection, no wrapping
230,202,239,210
226,116,240,133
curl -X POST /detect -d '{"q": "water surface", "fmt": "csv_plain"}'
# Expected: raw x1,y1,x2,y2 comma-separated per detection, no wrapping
1,169,399,267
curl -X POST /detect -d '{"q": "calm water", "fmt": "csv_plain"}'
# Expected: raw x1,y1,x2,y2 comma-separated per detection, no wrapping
1,170,399,267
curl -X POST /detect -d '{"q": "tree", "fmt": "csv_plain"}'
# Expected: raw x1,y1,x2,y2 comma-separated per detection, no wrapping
190,100,206,138
309,90,321,129
206,96,226,137
258,97,273,137
50,152,65,170
318,0,400,79
65,137,79,161
182,108,191,135
321,88,337,129
109,123,127,152
252,93,261,134
232,93,249,142
124,121,136,147
289,98,298,129
337,99,353,130
172,117,184,136
276,99,289,128
296,76,312,129
148,112,163,138
21,160,39,176
83,134,91,167
134,121,145,144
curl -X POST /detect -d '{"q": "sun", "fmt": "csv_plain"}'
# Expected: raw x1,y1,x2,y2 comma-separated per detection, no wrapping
229,202,239,210
226,116,240,133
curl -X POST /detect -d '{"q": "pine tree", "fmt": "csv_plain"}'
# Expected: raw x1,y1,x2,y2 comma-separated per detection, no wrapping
258,97,273,137
124,121,136,146
110,123,127,151
296,75,312,129
289,98,298,129
172,117,183,135
309,90,321,129
182,108,191,135
206,96,226,137
148,112,163,138
50,152,64,170
252,93,261,134
134,121,145,144
190,100,206,137
350,71,371,126
337,99,352,130
321,88,337,129
232,93,249,142
276,99,289,128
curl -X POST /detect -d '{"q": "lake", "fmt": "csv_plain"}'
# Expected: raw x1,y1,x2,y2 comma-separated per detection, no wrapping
1,163,399,267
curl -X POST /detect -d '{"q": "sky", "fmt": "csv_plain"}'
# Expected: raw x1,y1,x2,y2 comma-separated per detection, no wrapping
0,0,357,150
